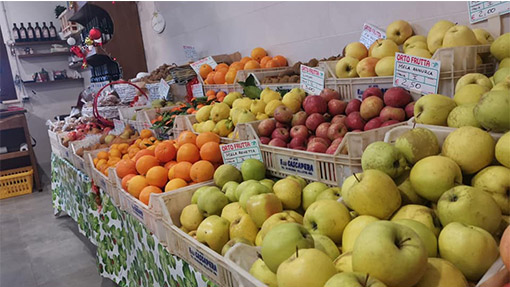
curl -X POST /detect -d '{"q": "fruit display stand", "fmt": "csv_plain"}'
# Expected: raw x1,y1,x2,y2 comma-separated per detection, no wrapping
139,106,177,139
87,149,118,204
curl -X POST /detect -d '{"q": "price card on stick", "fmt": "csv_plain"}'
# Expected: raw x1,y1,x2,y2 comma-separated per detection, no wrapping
468,1,510,23
190,56,218,77
158,79,171,100
220,140,263,170
191,83,205,98
300,65,325,95
360,23,386,49
393,52,441,95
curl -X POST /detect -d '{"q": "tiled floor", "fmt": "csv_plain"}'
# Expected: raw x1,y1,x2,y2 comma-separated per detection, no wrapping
0,185,116,287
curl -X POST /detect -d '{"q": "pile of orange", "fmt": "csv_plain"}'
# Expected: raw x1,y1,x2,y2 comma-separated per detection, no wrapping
205,90,227,102
113,131,223,206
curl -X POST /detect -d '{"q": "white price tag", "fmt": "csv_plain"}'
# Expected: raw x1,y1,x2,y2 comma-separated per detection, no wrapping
158,79,170,100
393,52,441,95
183,45,199,62
468,1,510,23
111,119,126,136
192,83,205,98
360,23,386,49
190,56,218,78
220,140,263,169
275,154,317,179
300,65,325,95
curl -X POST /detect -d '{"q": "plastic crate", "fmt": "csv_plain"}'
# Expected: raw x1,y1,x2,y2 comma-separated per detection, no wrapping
118,105,150,121
69,135,102,176
87,149,117,203
0,167,33,199
202,84,243,94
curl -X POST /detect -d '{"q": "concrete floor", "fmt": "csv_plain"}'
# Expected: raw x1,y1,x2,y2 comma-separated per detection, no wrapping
0,185,116,287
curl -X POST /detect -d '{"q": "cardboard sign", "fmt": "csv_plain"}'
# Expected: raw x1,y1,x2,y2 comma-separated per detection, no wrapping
158,79,170,100
191,83,205,98
360,23,386,49
393,52,441,95
190,56,218,77
300,65,325,95
220,140,263,169
275,154,317,178
468,1,510,23
183,45,199,62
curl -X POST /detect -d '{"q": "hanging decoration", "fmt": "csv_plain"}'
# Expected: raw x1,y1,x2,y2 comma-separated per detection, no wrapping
89,27,102,40
70,45,88,68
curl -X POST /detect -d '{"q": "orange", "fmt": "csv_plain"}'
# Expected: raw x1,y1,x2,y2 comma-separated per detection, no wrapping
121,174,136,191
122,154,130,160
230,61,244,71
140,129,152,139
206,90,216,97
164,160,177,170
244,60,261,70
134,149,154,162
177,143,200,163
215,63,229,72
128,147,141,158
196,132,220,149
190,160,215,183
240,57,253,65
260,56,272,68
116,159,137,178
155,141,176,163
265,59,280,68
224,70,237,84
216,91,226,101
146,166,168,188
199,142,222,163
177,131,197,146
165,178,188,192
93,158,99,166
205,72,215,84
107,158,121,167
273,55,288,67
213,70,226,84
199,64,213,80
127,175,148,198
139,186,163,205
109,148,122,158
96,159,107,169
251,47,267,62
173,161,193,181
118,143,129,154
135,155,160,175
97,151,108,160
167,165,176,180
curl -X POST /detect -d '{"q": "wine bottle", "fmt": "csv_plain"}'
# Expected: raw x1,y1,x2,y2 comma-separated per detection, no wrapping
27,23,35,41
19,23,28,42
34,22,42,41
41,22,49,40
12,23,20,42
49,21,57,40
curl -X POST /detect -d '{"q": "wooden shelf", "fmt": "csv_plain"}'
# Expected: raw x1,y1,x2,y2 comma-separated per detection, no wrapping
23,78,84,87
13,40,67,46
0,150,29,161
18,51,71,59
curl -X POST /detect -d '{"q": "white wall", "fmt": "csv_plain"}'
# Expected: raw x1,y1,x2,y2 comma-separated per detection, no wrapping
137,1,509,71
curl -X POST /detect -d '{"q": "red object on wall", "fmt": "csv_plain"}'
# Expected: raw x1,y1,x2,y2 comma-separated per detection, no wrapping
89,27,102,40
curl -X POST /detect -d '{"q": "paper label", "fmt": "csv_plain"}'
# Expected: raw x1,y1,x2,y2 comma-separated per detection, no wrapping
183,45,199,62
131,204,144,220
190,56,218,78
220,140,263,169
275,154,317,178
360,23,386,49
188,246,218,277
300,65,325,95
192,83,205,98
111,119,126,136
393,52,441,95
158,79,171,100
468,1,510,23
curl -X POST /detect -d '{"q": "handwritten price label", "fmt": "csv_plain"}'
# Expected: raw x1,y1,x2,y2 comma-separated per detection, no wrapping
190,56,218,78
360,23,386,49
468,1,510,23
183,45,199,62
158,79,171,100
220,140,263,169
300,65,325,95
191,83,205,98
393,52,441,95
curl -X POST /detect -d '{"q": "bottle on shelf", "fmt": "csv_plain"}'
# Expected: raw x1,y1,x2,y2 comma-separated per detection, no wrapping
41,22,49,40
49,22,57,40
19,23,28,42
12,23,20,42
34,22,42,41
27,23,35,41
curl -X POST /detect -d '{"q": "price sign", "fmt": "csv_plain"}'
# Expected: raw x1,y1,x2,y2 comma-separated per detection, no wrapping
190,56,218,78
183,45,199,62
300,65,325,95
220,140,263,169
360,23,386,49
393,52,441,95
191,83,205,98
275,154,317,178
112,119,126,136
468,1,510,23
158,79,170,100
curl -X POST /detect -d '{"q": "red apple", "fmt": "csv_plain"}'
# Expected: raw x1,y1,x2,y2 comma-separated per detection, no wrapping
326,137,344,154
305,113,325,132
271,127,290,142
345,99,362,115
360,96,384,120
364,117,384,131
257,119,276,137
345,112,366,131
380,106,406,122
380,120,400,127
290,125,309,139
288,137,308,150
268,138,287,147
328,99,347,116
309,136,331,147
319,88,341,102
260,137,271,144
383,87,411,108
292,111,308,127
306,141,328,153
274,106,293,124
303,95,328,114
362,87,383,100
331,115,346,125
405,101,415,119
327,123,348,140
501,226,510,271
315,122,331,139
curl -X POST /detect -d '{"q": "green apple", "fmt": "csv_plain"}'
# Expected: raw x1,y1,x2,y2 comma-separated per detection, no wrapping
249,258,278,287
453,84,489,105
342,170,401,219
410,155,462,202
455,73,493,92
406,48,432,58
391,204,441,236
304,199,351,243
394,127,440,165
221,202,247,223
496,132,510,167
492,78,510,91
404,35,428,51
398,176,428,205
180,204,204,231
369,39,399,59
393,219,437,257
302,182,328,210
235,180,258,201
246,193,283,227
447,103,481,128
261,223,314,273
273,177,302,210
229,214,258,244
221,237,252,256
325,272,387,287
352,221,427,287
342,215,379,253
333,251,353,272
311,234,340,260
473,28,494,44
427,20,455,53
494,67,510,85
500,57,510,68
277,248,337,287
386,20,413,45
414,258,468,287
241,159,266,181
259,179,275,192
222,181,239,202
442,126,495,174
442,25,479,48
316,187,342,201
404,41,429,53
437,185,502,234
438,222,499,281
361,141,408,179
258,211,301,242
197,190,229,216
288,175,306,189
196,215,230,253
472,165,510,215
191,186,220,204
239,181,271,209
335,56,359,78
214,164,242,188
474,90,510,132
414,94,456,126
344,41,369,60
284,210,304,223
490,33,510,61
374,56,395,76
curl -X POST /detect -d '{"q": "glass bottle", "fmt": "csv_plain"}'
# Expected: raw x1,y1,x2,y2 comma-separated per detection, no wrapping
12,23,20,42
19,23,28,42
49,21,57,40
27,23,35,41
41,22,50,40
34,22,42,41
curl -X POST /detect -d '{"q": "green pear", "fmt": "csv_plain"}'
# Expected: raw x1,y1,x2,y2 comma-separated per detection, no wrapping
213,164,242,188
197,190,229,216
394,127,440,165
196,215,230,253
191,186,220,204
180,204,204,231
229,214,258,244
249,258,277,287
414,94,456,126
311,234,340,260
490,32,510,61
474,90,510,132
222,181,239,202
361,141,408,179
447,103,481,128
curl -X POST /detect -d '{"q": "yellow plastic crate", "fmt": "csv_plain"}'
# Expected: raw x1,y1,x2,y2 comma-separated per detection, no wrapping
0,167,33,199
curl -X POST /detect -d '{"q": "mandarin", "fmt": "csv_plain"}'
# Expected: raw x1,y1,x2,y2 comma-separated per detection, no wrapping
190,160,215,182
199,142,222,163
165,178,188,192
139,186,163,205
173,161,193,182
196,132,220,149
116,159,137,178
176,143,200,163
154,141,176,163
146,166,169,188
127,175,148,198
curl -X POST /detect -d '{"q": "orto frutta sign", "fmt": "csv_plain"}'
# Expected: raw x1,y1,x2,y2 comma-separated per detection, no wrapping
393,52,441,95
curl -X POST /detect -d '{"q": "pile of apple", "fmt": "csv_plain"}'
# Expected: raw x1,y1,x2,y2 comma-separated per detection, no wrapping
257,87,414,154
